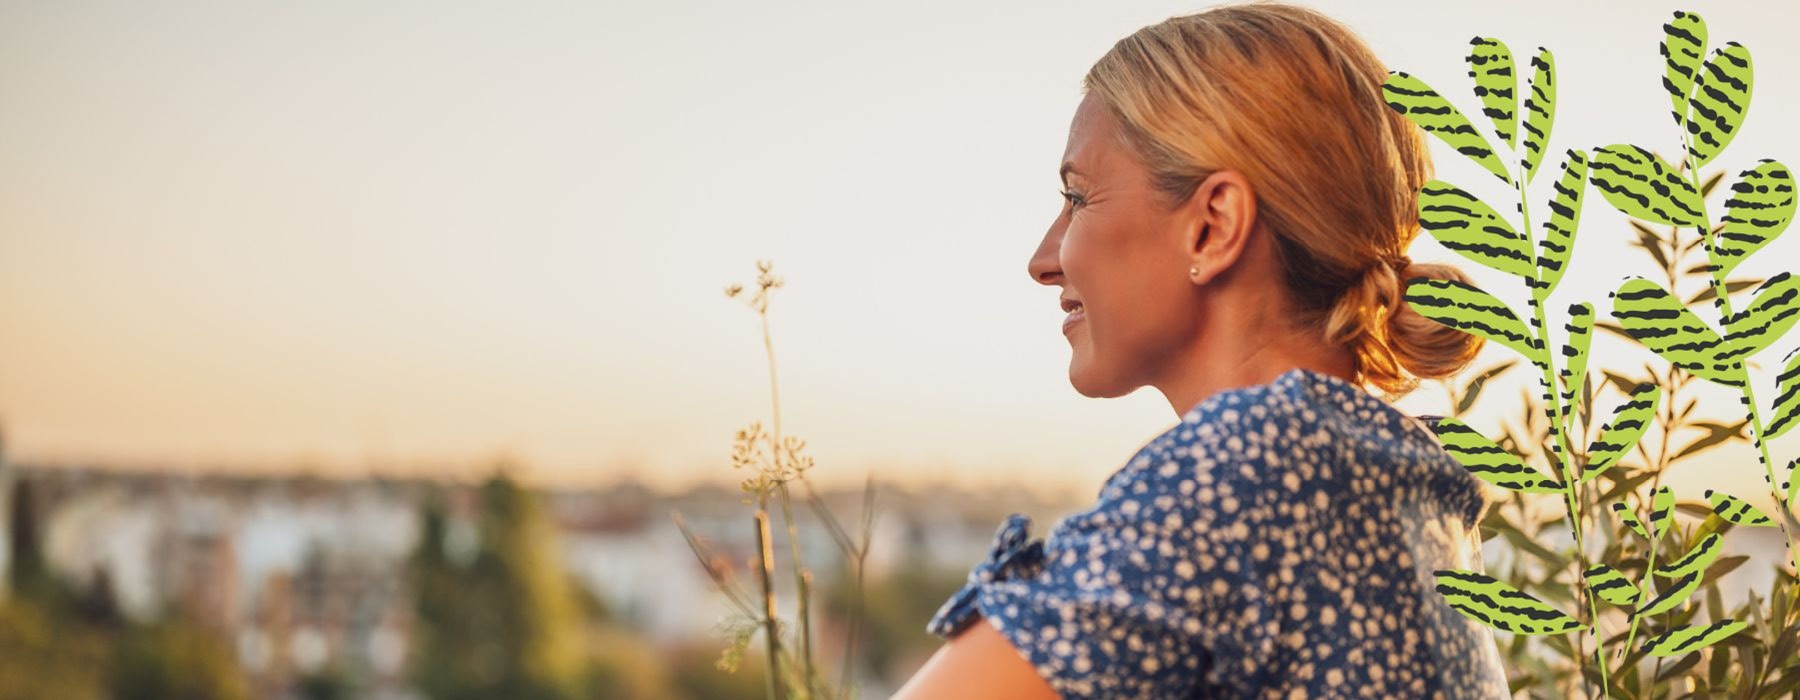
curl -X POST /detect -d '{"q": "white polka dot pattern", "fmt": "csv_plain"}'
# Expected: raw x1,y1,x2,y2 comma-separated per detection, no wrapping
926,367,1511,698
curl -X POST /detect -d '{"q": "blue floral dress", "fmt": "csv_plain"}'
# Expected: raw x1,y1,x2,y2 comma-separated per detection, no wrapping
926,367,1510,699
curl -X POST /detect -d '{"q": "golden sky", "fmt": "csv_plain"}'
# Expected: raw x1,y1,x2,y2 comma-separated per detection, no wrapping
2,0,1797,508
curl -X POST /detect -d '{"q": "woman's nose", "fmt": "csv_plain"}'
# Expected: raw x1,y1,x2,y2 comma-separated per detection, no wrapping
1027,220,1064,286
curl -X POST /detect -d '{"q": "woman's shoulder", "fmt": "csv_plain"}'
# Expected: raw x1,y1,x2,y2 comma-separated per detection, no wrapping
1094,366,1484,530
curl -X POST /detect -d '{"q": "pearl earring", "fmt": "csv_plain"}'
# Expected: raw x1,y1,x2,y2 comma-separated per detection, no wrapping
1189,266,1199,277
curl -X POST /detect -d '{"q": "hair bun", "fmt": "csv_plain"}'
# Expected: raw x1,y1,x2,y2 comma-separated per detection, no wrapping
1346,259,1485,398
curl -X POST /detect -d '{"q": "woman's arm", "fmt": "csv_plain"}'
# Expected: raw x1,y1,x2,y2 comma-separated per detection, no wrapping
891,614,1063,700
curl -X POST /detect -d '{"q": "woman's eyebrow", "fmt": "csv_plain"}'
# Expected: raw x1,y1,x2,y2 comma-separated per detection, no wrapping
1059,162,1082,184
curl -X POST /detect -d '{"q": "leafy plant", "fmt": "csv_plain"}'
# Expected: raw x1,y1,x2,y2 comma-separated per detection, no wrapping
673,260,879,700
1387,10,1799,698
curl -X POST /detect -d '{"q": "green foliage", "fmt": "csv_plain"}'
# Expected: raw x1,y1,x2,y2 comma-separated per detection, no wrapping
409,475,588,700
106,622,252,700
1392,10,1799,697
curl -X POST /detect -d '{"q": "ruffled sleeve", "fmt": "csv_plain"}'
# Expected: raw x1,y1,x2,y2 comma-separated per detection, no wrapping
920,475,1215,699
925,513,1045,638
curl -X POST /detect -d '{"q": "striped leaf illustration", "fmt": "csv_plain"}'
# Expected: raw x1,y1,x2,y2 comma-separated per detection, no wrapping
1711,159,1795,281
1634,570,1699,617
1430,417,1562,493
1434,569,1585,635
1613,501,1651,539
1405,278,1537,359
1643,620,1748,658
1684,43,1753,169
1649,485,1676,537
1584,564,1641,606
1419,181,1534,278
1654,533,1723,579
1557,302,1595,424
1520,48,1556,181
1706,489,1776,526
1768,347,1800,441
1720,272,1800,362
1582,382,1661,482
1467,37,1517,148
1383,71,1512,185
1535,150,1587,297
1661,11,1709,130
1590,145,1707,227
1611,277,1741,385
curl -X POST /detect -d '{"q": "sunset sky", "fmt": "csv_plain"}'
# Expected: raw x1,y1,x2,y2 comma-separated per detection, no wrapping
3,0,1797,509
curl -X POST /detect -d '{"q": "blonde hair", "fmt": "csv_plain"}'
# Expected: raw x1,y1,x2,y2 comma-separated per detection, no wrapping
1083,1,1483,398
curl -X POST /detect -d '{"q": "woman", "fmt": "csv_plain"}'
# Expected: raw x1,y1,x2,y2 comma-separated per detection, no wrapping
893,3,1511,698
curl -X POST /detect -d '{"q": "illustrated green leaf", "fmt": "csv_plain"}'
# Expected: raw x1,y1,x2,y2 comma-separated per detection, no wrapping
1590,145,1707,226
1383,72,1511,185
1584,564,1641,606
1684,43,1753,169
1418,181,1534,278
1467,37,1517,149
1768,347,1800,441
1642,620,1747,658
1654,533,1724,578
1720,272,1800,362
1712,160,1795,280
1520,48,1556,181
1406,278,1537,359
1661,11,1709,130
1610,277,1741,386
1535,150,1587,297
1612,501,1651,539
1704,489,1774,527
1583,382,1661,482
1557,302,1595,425
1634,570,1700,617
1430,417,1562,493
1649,484,1675,538
1434,569,1585,635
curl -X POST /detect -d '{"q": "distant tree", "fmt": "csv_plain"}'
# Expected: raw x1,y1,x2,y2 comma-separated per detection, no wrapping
6,477,50,601
409,474,587,700
106,621,249,700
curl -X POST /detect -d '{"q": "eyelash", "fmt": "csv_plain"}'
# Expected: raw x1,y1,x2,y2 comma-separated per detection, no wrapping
1059,189,1086,208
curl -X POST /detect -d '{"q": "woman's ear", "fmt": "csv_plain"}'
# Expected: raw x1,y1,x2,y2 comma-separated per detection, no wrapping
1183,170,1258,284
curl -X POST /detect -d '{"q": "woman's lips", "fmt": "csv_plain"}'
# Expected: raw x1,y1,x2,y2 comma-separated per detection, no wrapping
1062,308,1085,333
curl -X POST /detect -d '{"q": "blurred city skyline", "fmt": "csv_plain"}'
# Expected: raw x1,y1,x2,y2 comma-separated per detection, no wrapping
3,0,1798,508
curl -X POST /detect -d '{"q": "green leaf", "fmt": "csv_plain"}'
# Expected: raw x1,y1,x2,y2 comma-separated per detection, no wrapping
1704,488,1775,526
1582,382,1661,482
1769,347,1800,441
1467,37,1518,149
1613,501,1651,539
1585,564,1641,606
1642,620,1748,657
1711,160,1795,280
1590,145,1707,226
1610,277,1741,385
1434,569,1586,635
1654,533,1724,579
1406,278,1538,359
1661,11,1709,130
1418,181,1534,278
1649,485,1675,538
1557,302,1595,425
1684,43,1753,169
1383,72,1512,186
1635,570,1700,617
1429,417,1562,492
1520,48,1556,182
1535,150,1587,296
1721,272,1800,362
